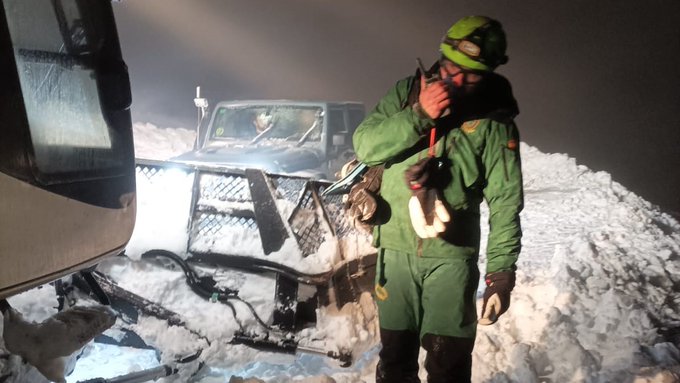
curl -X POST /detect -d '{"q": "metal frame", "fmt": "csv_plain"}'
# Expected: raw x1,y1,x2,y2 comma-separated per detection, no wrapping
134,159,361,330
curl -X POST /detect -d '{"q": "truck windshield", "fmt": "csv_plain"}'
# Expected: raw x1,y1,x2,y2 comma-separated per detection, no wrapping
210,105,323,143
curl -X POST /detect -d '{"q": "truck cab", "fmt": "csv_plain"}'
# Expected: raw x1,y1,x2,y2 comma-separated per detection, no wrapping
173,100,365,179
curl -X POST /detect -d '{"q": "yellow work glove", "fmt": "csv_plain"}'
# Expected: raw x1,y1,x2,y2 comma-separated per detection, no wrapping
404,157,450,238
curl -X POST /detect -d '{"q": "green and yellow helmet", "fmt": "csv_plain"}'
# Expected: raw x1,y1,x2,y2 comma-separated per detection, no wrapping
440,16,508,71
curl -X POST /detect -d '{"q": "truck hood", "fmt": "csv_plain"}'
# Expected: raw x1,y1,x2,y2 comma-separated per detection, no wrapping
171,144,324,174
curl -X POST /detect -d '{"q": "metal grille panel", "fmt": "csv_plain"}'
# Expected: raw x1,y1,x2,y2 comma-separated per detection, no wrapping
189,212,259,253
189,172,257,252
295,223,324,257
199,174,251,202
136,163,192,183
135,160,364,258
137,165,160,181
288,186,328,257
271,176,307,203
320,191,357,238
195,212,257,235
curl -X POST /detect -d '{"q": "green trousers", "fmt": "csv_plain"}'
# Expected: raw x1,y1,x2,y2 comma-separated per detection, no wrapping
374,248,480,339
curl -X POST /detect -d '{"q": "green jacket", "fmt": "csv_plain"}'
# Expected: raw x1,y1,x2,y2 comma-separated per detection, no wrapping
353,73,523,274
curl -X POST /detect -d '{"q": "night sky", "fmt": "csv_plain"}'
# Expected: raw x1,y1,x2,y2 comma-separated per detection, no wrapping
113,0,680,216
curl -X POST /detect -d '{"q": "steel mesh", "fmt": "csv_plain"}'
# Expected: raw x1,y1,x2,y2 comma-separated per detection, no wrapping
199,174,251,202
137,165,159,181
136,161,356,257
319,190,358,238
271,176,307,203
288,187,324,257
295,222,325,257
189,212,259,252
137,164,181,183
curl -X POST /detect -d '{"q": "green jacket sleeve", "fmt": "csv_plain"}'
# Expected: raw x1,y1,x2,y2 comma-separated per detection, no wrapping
353,78,434,166
481,120,524,274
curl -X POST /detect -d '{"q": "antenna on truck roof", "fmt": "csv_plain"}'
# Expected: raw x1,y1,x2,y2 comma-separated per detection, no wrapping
193,85,209,150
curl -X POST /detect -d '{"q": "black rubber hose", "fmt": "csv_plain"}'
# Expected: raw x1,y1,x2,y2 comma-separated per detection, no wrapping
140,249,276,333
188,252,332,286
140,249,238,299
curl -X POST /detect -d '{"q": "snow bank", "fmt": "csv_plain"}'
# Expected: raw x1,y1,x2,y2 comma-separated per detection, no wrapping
133,122,196,160
473,145,680,383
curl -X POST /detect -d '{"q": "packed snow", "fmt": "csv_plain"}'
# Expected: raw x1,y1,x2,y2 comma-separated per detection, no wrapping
2,122,679,383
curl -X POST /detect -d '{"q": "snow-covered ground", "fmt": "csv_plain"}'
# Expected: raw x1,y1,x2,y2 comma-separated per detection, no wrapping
2,122,680,383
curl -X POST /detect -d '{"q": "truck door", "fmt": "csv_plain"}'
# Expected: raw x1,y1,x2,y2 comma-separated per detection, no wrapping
347,105,366,135
0,0,135,298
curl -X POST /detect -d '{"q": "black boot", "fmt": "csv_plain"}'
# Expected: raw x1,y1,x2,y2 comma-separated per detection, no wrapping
421,333,474,383
375,328,421,383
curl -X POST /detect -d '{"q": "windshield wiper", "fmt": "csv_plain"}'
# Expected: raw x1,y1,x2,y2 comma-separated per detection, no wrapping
249,121,275,146
295,116,321,147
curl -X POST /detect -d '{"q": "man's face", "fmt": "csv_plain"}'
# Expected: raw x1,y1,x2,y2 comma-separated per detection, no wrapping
439,59,485,96
254,113,272,133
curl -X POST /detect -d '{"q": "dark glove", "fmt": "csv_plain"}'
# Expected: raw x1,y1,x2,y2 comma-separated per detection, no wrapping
344,165,383,233
345,188,378,232
404,157,450,238
479,270,515,326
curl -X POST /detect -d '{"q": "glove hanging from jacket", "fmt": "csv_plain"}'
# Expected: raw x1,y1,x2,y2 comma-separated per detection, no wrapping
344,163,384,233
479,270,515,325
404,156,450,238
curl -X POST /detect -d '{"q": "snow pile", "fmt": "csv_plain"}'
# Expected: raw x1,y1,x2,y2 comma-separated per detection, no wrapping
125,165,194,258
3,305,116,382
132,122,195,160
2,125,680,383
474,145,680,382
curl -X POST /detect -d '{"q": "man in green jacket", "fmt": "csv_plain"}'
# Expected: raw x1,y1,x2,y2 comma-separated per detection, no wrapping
352,16,523,382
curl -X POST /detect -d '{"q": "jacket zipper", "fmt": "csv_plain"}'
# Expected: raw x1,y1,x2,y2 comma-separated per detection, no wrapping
417,238,423,257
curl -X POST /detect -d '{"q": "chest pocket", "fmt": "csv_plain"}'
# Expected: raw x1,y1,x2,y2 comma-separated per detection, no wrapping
447,130,482,190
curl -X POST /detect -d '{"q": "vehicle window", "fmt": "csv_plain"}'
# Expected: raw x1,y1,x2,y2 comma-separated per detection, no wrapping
347,108,365,132
211,105,323,142
4,0,125,176
327,109,345,134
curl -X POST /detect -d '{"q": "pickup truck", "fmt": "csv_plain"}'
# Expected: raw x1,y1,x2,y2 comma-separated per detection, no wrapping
173,99,365,179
